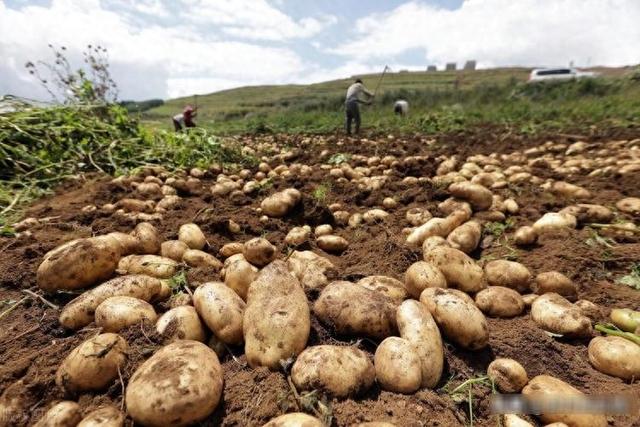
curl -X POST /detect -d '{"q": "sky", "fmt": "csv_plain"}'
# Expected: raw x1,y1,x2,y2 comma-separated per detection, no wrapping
1,0,639,101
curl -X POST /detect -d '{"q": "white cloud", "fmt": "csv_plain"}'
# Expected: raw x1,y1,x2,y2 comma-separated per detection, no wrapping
332,0,640,68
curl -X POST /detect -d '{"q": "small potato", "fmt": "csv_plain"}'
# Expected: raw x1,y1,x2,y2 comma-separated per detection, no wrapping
522,294,538,307
405,207,432,226
475,286,525,318
219,242,244,258
438,198,472,217
182,249,223,270
107,232,139,256
514,226,537,246
161,240,189,261
421,236,449,253
156,306,207,343
131,222,161,254
56,333,128,394
33,401,82,427
317,235,349,252
357,276,407,304
533,271,577,301
420,288,489,350
291,345,375,397
363,209,389,224
314,281,396,340
589,336,640,380
550,181,591,199
244,261,310,369
448,182,493,211
59,275,163,330
559,204,613,224
404,261,447,299
178,223,207,250
487,358,528,393
424,246,486,293
126,341,223,427
407,214,466,247
616,197,640,215
193,282,245,345
224,258,258,300
243,237,277,267
314,224,333,236
447,221,482,253
522,375,606,427
37,235,121,292
260,188,301,217
610,308,640,332
484,260,531,293
117,255,177,278
288,250,334,291
261,413,323,427
532,212,577,234
531,293,592,338
502,414,534,427
95,296,157,332
374,337,422,393
285,227,311,246
77,406,124,427
574,299,601,320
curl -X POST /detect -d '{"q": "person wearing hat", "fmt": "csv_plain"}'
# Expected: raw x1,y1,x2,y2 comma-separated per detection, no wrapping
172,105,197,131
344,78,374,135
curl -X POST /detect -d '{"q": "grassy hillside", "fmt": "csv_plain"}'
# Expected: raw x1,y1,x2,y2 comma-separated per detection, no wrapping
143,66,640,135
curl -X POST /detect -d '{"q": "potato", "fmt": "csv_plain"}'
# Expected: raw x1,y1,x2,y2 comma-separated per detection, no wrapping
349,213,363,227
357,276,407,304
178,223,206,250
374,337,422,393
316,235,349,252
285,226,311,246
77,406,124,427
475,286,525,318
56,333,128,394
521,293,538,307
59,275,162,330
514,226,537,246
588,336,640,380
522,375,606,427
532,212,577,234
131,222,161,254
37,235,121,292
404,261,446,299
420,288,489,350
117,255,177,278
406,213,466,247
550,181,591,199
448,182,493,211
33,401,82,427
224,258,258,300
260,188,301,217
220,242,244,258
396,300,444,388
156,306,206,343
447,221,482,253
405,207,432,226
355,422,397,427
193,282,245,345
182,249,223,270
530,293,592,338
291,345,375,397
244,261,310,369
484,260,531,293
160,240,189,261
574,299,601,320
559,204,613,224
261,413,323,427
94,296,157,332
363,209,389,224
314,224,333,236
126,341,223,427
288,250,335,291
115,198,154,213
107,232,139,256
616,197,640,215
487,358,528,393
424,246,486,293
610,308,640,332
243,237,277,267
502,414,534,427
421,236,449,254
533,271,577,301
438,198,472,217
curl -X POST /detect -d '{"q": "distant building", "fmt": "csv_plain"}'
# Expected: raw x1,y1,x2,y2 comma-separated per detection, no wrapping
445,62,457,71
463,60,477,70
427,65,437,72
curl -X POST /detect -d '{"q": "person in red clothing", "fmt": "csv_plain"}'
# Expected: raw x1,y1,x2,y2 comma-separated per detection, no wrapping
172,105,197,131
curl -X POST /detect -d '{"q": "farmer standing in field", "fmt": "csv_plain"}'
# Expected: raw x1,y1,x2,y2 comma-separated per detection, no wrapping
172,105,197,131
344,78,374,135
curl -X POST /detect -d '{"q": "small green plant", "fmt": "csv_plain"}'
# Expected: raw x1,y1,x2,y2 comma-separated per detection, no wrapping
440,375,495,427
616,263,640,290
167,270,189,294
585,229,615,249
484,218,515,239
312,182,331,204
327,153,351,165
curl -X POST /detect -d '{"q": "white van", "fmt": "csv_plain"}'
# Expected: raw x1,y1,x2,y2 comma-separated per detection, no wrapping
529,68,596,82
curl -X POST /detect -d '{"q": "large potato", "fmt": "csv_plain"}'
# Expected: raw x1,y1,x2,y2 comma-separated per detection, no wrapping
422,236,450,253
420,288,489,350
406,212,467,247
193,282,245,345
182,249,223,270
588,336,640,380
533,271,577,301
484,260,531,293
260,188,301,217
244,261,310,369
314,281,396,340
224,258,259,300
530,293,592,338
107,232,140,256
291,345,375,397
404,261,447,299
37,235,121,292
126,341,223,427
374,337,422,393
522,375,606,427
447,221,482,253
77,406,124,427
487,358,528,393
156,305,207,343
33,401,82,427
243,237,277,267
424,246,486,293
95,296,157,332
261,413,323,427
117,255,177,278
475,286,525,318
160,240,189,261
56,333,128,394
396,300,443,388
288,250,334,291
59,275,162,330
178,223,207,250
131,222,161,254
533,212,577,234
448,182,493,211
358,276,407,304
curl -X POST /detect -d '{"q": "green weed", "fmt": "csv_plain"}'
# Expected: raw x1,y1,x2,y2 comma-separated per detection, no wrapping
616,263,640,290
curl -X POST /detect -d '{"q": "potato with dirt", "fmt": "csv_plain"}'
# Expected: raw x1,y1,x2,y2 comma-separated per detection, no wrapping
374,337,422,393
193,282,245,345
358,276,408,304
588,336,640,380
446,220,482,253
224,258,259,300
261,413,323,427
94,296,157,332
407,212,467,247
244,260,310,369
513,226,537,246
285,226,311,246
404,261,447,298
182,249,223,270
117,254,177,278
156,305,207,343
288,250,335,291
475,286,525,318
487,358,528,393
616,197,640,215
260,188,301,217
532,212,577,234
33,401,82,427
532,271,577,301
243,237,277,266
316,234,349,252
56,333,128,394
291,345,375,397
420,288,489,350
484,260,531,293
178,223,207,250
448,181,493,211
59,274,163,330
559,204,613,224
37,235,121,292
107,231,140,256
131,222,161,254
424,246,486,293
530,293,592,338
126,341,223,427
315,281,397,340
160,240,189,261
77,406,124,427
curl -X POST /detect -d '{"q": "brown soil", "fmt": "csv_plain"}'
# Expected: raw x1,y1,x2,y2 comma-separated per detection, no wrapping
1,126,639,427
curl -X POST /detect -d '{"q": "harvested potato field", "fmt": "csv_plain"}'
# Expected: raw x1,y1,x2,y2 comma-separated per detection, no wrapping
1,128,640,427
